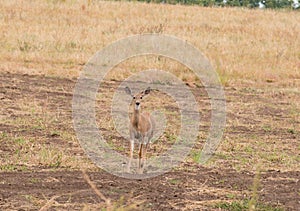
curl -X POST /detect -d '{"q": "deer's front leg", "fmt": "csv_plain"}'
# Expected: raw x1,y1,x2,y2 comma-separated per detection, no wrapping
127,139,134,173
138,143,143,173
142,142,149,170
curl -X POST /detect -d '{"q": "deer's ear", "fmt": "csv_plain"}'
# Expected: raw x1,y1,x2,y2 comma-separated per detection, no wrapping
125,87,132,96
144,87,151,95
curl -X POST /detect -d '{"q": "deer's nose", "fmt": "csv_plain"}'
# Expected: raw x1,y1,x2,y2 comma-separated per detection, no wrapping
136,102,140,106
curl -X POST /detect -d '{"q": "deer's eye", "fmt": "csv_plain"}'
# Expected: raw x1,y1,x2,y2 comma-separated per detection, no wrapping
140,97,143,99
133,96,136,99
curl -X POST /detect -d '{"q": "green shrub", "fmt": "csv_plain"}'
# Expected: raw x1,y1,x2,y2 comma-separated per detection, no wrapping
131,0,296,9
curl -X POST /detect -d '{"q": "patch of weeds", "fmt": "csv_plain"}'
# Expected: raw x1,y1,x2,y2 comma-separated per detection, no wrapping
233,184,239,190
106,140,125,152
18,40,32,52
219,72,231,87
168,178,181,185
108,187,126,195
144,202,154,209
38,148,63,168
261,152,284,163
29,178,40,184
287,128,295,134
15,149,21,157
214,152,232,160
47,0,67,4
23,194,34,201
262,125,272,132
244,146,254,154
205,152,232,168
60,131,76,142
50,130,60,137
214,200,248,210
32,125,44,130
63,59,77,69
0,132,8,139
82,195,140,211
22,194,41,206
214,179,226,185
0,164,18,171
269,154,284,163
226,193,236,199
240,87,257,93
252,202,284,210
115,145,125,151
165,133,177,143
152,79,168,85
190,150,201,163
113,198,140,211
214,199,283,211
249,133,258,140
66,41,78,49
14,137,27,145
237,155,248,166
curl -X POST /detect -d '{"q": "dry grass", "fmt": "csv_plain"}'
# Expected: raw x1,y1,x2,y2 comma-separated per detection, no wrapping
0,2,299,210
1,0,299,172
0,98,95,170
0,0,299,85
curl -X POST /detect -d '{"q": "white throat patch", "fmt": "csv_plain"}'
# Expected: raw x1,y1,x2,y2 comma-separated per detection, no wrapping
135,104,140,110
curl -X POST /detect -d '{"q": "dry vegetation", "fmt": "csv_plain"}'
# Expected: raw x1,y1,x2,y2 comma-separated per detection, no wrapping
1,0,300,84
0,0,300,210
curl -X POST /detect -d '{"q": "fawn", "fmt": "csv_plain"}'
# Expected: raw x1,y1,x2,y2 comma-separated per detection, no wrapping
125,86,155,173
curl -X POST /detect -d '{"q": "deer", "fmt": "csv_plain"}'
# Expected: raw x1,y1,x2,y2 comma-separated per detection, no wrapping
125,86,155,174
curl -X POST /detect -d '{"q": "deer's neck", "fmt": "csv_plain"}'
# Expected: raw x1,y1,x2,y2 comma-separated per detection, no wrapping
132,108,140,128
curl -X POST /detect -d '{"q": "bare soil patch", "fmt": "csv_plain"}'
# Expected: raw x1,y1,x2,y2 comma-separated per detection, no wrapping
0,72,299,210
0,167,299,210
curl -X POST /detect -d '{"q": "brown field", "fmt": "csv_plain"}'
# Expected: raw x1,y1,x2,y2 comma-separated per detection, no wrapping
0,0,299,210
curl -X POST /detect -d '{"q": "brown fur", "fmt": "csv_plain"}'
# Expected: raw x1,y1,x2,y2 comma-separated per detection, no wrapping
125,87,155,173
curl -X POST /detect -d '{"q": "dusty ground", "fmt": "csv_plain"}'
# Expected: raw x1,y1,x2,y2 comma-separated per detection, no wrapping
0,167,299,210
0,72,299,210
1,1,299,210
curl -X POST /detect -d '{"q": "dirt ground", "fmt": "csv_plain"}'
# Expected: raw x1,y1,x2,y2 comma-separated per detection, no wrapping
1,167,299,210
0,72,299,210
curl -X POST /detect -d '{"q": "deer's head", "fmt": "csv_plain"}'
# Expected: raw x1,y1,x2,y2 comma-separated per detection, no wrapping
125,87,151,110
